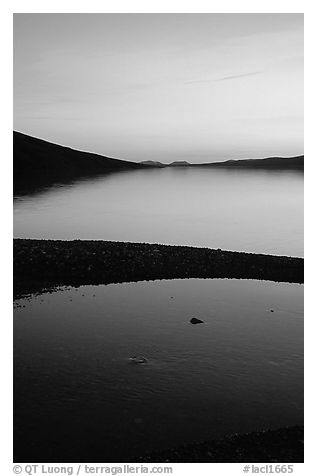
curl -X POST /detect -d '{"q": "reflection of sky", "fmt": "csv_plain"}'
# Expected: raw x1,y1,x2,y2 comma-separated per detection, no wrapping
14,14,303,163
14,279,303,457
13,168,304,256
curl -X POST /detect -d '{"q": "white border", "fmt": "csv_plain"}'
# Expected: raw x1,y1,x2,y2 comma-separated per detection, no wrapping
2,2,313,475
6,0,306,14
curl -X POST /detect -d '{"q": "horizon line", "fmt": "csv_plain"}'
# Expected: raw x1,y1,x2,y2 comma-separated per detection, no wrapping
13,130,304,165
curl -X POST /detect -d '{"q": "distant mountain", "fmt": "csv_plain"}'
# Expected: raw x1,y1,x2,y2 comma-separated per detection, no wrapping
140,160,190,167
138,156,304,169
168,161,191,167
199,155,304,169
139,160,166,168
14,131,142,193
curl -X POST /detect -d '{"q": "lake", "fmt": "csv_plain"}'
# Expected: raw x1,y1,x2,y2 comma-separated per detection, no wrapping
13,167,303,257
14,278,303,462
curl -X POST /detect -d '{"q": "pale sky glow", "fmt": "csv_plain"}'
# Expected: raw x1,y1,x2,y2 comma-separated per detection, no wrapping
14,13,304,163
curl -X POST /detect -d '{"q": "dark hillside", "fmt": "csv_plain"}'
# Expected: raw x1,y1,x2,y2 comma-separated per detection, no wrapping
14,131,141,193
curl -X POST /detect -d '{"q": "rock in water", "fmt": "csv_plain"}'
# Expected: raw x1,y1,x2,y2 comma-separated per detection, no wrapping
190,317,204,324
129,356,147,364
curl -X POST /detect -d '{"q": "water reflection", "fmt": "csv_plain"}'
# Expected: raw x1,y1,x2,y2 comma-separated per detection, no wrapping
14,167,303,256
14,279,303,462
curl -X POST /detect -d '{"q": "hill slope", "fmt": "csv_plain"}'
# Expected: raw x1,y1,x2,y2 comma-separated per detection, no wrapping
14,131,141,192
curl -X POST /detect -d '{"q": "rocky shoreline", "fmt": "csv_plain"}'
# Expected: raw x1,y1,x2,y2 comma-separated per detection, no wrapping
14,239,303,299
14,426,304,463
138,426,304,463
13,239,304,462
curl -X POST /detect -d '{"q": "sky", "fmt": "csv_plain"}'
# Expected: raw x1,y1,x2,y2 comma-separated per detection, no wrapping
13,13,304,163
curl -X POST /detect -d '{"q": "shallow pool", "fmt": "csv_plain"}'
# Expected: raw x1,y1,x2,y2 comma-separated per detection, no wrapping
14,279,303,462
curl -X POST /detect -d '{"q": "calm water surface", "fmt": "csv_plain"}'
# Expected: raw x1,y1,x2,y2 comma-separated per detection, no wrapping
14,168,303,256
14,279,303,461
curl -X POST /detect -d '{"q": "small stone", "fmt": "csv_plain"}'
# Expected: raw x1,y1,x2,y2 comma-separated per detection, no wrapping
190,317,204,324
129,356,147,364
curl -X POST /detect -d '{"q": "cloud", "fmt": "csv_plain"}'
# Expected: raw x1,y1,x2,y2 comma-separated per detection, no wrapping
185,70,263,85
216,71,263,81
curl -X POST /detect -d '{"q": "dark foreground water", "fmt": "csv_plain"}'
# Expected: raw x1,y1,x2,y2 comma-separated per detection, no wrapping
14,279,303,462
13,167,303,257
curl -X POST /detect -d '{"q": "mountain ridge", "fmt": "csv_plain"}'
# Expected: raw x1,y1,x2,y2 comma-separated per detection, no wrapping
14,131,304,193
140,156,304,168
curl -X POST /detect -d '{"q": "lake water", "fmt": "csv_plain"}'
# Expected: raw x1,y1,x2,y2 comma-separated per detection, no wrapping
14,279,303,462
13,167,303,257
